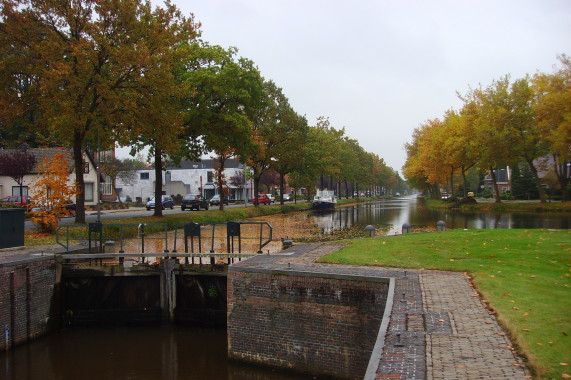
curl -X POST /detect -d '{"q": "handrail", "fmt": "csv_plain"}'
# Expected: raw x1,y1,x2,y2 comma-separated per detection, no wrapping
56,221,273,255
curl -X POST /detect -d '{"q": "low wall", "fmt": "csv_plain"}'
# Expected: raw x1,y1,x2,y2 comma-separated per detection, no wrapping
0,255,59,351
227,268,390,379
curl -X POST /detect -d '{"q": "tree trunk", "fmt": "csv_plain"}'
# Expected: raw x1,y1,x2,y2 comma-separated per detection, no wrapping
489,167,501,203
153,147,163,217
449,166,455,199
253,170,261,206
73,133,86,224
279,173,285,205
524,158,546,203
461,165,468,198
320,174,324,191
554,157,570,202
215,155,227,211
344,180,349,199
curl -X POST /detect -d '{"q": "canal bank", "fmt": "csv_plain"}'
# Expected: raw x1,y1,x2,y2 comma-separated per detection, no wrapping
0,242,529,379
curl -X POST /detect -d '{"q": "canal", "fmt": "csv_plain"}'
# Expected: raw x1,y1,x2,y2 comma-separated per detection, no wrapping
2,196,569,379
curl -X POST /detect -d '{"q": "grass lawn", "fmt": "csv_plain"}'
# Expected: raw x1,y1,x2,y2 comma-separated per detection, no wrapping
318,229,570,380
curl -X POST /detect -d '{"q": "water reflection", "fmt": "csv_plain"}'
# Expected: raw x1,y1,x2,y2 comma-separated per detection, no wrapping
312,196,570,235
1,326,311,380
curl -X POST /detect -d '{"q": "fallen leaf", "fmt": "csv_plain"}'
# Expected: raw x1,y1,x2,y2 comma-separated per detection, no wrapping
523,312,529,316
562,374,571,379
456,365,466,369
512,363,521,367
537,342,543,346
523,329,531,332
498,333,505,336
562,363,569,366
439,319,445,322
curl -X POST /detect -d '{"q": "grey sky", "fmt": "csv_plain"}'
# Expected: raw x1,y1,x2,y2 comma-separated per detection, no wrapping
130,0,570,174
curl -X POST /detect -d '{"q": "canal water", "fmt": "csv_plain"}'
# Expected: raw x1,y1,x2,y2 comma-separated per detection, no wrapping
1,325,312,380
2,196,569,379
312,196,570,236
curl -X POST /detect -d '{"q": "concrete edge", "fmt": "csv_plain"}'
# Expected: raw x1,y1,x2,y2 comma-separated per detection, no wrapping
364,276,395,380
229,266,392,283
0,253,57,268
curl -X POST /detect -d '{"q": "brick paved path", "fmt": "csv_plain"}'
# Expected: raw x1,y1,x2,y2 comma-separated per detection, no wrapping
269,243,530,379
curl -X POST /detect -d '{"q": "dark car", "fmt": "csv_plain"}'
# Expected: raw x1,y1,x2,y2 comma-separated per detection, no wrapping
209,194,229,206
181,194,209,211
0,195,33,210
146,195,174,211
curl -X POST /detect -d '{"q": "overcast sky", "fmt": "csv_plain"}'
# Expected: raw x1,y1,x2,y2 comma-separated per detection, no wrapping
125,0,571,174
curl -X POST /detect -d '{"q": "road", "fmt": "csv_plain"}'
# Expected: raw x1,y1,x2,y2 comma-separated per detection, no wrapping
24,201,285,231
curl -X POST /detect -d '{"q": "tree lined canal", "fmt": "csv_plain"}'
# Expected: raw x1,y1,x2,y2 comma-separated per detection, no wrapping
2,196,569,379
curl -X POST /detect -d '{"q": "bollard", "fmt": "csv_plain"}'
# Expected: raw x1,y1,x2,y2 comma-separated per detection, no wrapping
402,223,411,234
437,220,446,231
364,225,375,238
104,240,115,254
282,236,293,249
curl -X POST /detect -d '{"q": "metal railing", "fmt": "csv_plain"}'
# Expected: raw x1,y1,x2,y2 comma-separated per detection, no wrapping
56,221,273,258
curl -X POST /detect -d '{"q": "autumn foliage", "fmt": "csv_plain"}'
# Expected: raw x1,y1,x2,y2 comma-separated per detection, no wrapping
29,150,79,233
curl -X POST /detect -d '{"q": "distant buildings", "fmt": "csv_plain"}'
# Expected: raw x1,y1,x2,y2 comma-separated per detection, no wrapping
116,159,253,203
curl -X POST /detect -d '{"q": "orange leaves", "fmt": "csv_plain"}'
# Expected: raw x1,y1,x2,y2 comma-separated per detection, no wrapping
29,150,79,233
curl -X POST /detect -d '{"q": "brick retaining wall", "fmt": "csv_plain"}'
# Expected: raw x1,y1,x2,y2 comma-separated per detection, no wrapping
0,255,58,351
227,268,389,379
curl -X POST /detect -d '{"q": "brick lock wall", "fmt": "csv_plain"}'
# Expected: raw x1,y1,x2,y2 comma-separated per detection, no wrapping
0,256,58,351
227,269,389,379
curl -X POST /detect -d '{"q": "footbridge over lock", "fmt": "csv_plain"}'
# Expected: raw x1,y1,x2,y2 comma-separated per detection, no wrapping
57,221,273,326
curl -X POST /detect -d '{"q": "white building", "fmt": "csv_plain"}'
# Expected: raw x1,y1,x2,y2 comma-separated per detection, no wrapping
116,159,253,203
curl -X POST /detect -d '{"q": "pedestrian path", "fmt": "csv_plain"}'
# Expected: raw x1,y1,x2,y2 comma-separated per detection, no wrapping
261,243,530,379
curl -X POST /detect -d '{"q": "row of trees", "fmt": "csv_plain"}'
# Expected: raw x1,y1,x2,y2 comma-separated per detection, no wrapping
403,55,570,203
0,0,401,222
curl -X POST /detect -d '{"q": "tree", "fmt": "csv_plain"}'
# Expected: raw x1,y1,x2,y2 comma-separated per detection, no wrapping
247,81,291,205
532,55,571,202
267,106,309,205
180,47,264,209
29,150,79,233
0,144,36,197
0,0,199,221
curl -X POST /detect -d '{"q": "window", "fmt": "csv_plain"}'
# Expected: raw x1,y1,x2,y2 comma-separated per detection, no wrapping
12,186,28,196
85,183,94,202
102,175,113,195
83,161,90,174
207,171,213,182
140,172,150,180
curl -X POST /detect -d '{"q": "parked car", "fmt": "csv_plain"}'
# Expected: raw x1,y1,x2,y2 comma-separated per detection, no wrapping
251,194,271,205
467,192,475,197
146,195,174,210
181,194,209,211
268,194,275,203
209,194,229,206
282,193,292,202
30,201,76,217
0,195,33,210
